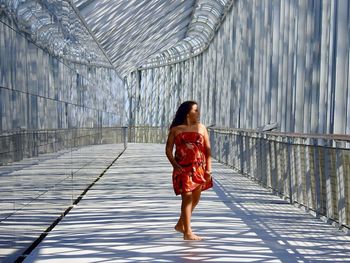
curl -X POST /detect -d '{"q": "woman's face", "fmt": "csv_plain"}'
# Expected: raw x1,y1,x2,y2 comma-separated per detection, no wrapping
187,104,200,123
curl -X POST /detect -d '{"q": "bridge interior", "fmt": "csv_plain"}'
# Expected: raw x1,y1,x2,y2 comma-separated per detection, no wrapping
1,0,350,262
3,143,350,263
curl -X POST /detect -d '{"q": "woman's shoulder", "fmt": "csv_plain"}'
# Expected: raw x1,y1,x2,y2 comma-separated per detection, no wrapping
170,126,184,135
197,123,207,130
171,123,206,134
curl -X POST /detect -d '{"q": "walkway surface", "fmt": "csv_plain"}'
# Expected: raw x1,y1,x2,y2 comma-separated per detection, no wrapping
0,143,125,262
20,143,350,262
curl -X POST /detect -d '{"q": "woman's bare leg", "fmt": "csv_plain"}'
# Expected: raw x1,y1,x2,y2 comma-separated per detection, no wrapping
191,186,202,210
174,220,184,233
175,186,202,240
175,186,201,233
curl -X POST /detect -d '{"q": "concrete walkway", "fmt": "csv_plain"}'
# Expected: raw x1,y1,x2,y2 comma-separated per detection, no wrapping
23,143,350,263
0,143,125,262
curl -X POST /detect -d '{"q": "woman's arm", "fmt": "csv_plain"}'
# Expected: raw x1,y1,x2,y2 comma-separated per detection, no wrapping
202,125,212,175
165,128,182,170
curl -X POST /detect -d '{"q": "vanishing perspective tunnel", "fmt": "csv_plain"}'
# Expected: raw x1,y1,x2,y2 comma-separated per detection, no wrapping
1,0,350,262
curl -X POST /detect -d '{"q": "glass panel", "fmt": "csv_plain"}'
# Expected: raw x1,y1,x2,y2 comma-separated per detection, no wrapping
0,10,126,262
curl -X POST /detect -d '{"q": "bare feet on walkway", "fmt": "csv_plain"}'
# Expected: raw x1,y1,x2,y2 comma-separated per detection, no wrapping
175,224,203,240
174,224,184,233
183,232,203,241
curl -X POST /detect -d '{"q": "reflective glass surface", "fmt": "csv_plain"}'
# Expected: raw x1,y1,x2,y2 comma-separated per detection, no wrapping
0,7,126,261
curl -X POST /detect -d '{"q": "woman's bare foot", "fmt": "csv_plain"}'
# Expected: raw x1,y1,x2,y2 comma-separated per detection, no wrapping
174,224,184,233
183,232,203,240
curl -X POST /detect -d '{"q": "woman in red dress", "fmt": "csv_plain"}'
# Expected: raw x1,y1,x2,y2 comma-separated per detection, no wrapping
165,101,213,240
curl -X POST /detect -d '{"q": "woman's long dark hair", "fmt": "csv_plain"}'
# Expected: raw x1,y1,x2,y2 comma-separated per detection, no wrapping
169,100,198,130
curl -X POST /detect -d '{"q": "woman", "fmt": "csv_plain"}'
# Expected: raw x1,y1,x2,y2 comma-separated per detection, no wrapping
165,100,213,240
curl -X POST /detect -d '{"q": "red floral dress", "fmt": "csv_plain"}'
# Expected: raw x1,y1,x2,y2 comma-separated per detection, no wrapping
173,132,213,195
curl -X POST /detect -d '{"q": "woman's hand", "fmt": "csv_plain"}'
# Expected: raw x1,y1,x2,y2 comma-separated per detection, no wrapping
173,162,184,172
204,170,212,181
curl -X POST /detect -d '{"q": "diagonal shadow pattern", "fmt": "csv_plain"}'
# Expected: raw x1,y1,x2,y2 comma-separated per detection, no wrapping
22,143,350,263
0,144,125,262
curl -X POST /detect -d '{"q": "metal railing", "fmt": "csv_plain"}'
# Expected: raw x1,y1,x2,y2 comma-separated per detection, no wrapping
128,126,168,143
3,125,348,261
0,127,127,262
209,127,350,230
110,124,350,230
0,127,128,166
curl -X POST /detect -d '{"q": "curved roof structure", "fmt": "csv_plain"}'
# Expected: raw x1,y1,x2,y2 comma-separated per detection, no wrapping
1,0,112,67
72,0,196,76
1,0,233,77
73,0,233,76
140,0,233,69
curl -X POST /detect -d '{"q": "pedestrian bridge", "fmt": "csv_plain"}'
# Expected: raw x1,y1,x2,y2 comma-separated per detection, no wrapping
1,128,350,262
2,0,350,262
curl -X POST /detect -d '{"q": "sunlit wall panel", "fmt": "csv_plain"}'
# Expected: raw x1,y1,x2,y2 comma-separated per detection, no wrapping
0,12,125,133
127,0,350,135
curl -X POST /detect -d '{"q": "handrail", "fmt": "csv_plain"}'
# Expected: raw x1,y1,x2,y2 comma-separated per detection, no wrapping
209,127,350,231
210,127,350,142
0,127,128,165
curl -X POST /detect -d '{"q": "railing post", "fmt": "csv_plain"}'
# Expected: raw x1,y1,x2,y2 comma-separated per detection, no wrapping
324,139,334,221
256,133,262,182
288,137,295,204
313,138,321,216
239,131,244,174
295,138,304,205
336,140,346,228
261,133,268,186
291,137,297,200
270,136,277,192
305,138,312,212
276,135,283,194
122,126,128,149
266,134,272,188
